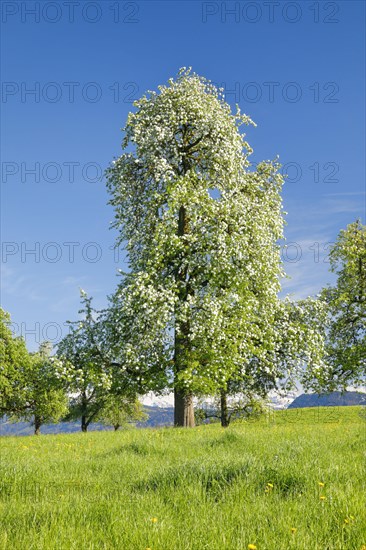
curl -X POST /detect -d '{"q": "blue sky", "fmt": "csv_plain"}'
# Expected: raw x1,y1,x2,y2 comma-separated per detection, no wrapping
1,0,365,351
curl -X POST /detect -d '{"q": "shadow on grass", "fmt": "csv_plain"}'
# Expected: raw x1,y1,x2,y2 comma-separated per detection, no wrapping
134,458,255,500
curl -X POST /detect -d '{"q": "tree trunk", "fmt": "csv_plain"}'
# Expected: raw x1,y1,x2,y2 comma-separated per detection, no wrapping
81,415,88,432
114,424,120,431
174,322,195,427
34,415,42,436
220,390,230,428
81,391,88,432
174,389,195,427
173,203,195,427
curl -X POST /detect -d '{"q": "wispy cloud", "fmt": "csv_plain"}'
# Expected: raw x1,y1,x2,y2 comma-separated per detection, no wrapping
1,265,42,302
283,194,364,246
280,237,336,299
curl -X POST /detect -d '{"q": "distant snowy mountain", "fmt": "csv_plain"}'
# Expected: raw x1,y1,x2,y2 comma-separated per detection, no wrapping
141,392,175,408
268,391,300,410
142,391,301,410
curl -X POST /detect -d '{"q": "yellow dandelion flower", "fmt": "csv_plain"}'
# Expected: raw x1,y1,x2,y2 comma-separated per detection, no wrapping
150,517,158,523
248,545,257,550
350,515,355,520
318,482,325,487
291,527,297,534
267,483,274,488
320,495,326,501
344,518,349,524
360,546,366,550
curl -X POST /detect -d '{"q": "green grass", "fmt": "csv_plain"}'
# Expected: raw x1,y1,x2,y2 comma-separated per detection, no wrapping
0,406,365,550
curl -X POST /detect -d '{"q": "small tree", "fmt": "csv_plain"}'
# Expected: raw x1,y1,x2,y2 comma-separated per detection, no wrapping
0,311,67,434
303,220,366,391
57,292,139,432
57,293,113,432
97,396,148,431
0,308,32,416
16,342,68,435
224,394,269,425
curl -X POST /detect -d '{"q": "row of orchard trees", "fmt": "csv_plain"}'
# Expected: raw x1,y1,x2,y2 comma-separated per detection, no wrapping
1,69,365,430
0,307,147,434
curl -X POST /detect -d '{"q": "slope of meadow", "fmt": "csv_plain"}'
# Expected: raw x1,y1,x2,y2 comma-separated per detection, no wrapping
0,406,365,550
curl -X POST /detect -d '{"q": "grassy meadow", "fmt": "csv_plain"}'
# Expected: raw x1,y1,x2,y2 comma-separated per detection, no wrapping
0,406,365,550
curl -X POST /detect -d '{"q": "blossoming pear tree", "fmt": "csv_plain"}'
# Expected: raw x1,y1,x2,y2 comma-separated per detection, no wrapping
106,68,293,426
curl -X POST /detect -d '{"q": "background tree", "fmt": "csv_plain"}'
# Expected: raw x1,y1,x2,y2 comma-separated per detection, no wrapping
57,292,138,432
1,311,67,434
216,297,328,426
303,219,366,391
12,342,68,435
0,308,31,416
96,396,148,431
106,68,287,426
